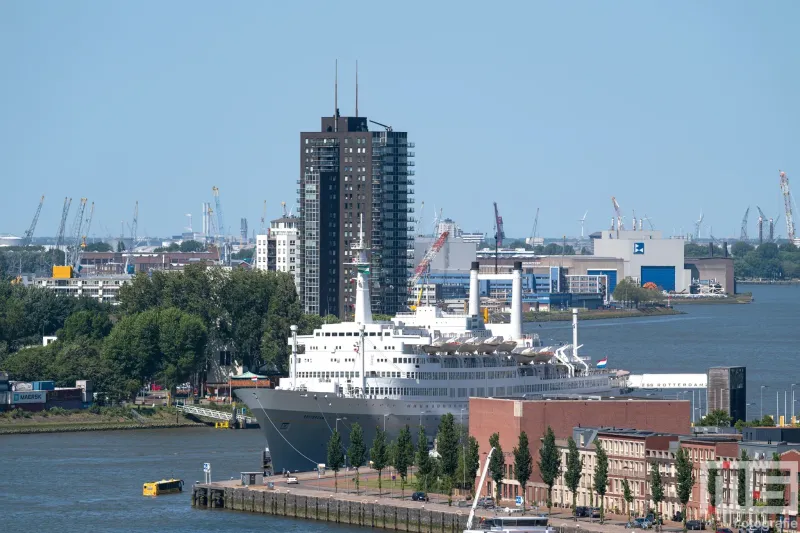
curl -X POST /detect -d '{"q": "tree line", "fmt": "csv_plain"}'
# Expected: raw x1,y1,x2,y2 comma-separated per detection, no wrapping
0,264,333,400
612,278,665,306
326,413,480,503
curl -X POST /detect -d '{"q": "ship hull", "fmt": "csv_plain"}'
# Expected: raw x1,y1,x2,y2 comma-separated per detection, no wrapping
236,383,616,473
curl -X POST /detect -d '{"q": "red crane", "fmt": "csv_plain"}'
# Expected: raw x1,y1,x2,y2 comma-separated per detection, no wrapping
409,230,450,289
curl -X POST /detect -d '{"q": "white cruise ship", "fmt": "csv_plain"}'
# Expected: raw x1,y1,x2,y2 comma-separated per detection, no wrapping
236,227,619,473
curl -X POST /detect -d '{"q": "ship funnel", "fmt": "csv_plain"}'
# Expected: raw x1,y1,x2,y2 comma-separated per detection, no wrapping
510,261,522,340
353,214,373,325
469,261,480,317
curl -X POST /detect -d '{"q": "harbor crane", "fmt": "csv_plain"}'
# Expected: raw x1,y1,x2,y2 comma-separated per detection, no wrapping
76,202,95,270
641,214,655,231
55,197,72,254
408,230,449,291
493,202,504,274
21,195,45,247
756,206,766,244
66,198,87,268
611,196,624,231
740,207,750,242
527,207,540,247
260,200,267,234
212,186,225,241
779,170,795,242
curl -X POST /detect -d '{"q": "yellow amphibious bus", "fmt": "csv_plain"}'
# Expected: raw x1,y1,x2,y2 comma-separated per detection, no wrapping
143,478,184,496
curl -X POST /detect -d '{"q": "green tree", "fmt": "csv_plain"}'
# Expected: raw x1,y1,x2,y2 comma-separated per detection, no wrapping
394,425,414,496
707,463,719,531
758,242,779,259
564,436,584,519
437,413,459,479
155,307,207,396
732,241,754,257
675,446,695,532
466,436,480,497
766,452,786,508
179,240,205,252
593,439,609,524
370,427,388,495
117,240,126,252
622,478,633,522
513,431,533,512
327,429,345,492
737,449,748,508
260,273,302,372
415,426,432,492
58,309,112,342
85,242,113,252
348,423,366,495
699,409,733,427
488,432,505,503
538,426,561,515
650,462,664,527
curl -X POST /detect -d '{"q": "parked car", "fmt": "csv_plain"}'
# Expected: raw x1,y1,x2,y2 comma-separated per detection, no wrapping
411,491,428,502
631,517,652,529
575,506,591,517
591,508,601,518
286,477,299,484
477,497,495,509
686,520,705,530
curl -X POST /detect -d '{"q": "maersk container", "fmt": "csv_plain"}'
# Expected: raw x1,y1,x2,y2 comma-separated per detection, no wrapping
32,381,55,391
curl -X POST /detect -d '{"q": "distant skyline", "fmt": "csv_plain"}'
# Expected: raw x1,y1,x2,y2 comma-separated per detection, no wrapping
2,2,799,241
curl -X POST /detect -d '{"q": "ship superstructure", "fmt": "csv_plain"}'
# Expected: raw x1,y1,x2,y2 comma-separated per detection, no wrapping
237,221,617,473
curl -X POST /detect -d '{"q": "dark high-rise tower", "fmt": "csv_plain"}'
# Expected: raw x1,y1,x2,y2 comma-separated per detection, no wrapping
298,86,414,317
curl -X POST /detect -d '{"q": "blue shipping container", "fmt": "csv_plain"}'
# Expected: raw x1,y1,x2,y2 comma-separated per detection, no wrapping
32,381,55,391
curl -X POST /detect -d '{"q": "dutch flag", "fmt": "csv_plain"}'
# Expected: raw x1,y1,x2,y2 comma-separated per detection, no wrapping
596,357,608,369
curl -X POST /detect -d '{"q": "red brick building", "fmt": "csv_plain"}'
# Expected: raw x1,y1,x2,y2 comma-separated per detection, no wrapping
468,397,691,505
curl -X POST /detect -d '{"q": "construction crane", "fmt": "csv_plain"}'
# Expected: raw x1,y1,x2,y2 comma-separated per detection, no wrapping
527,208,540,248
756,206,766,244
694,212,704,241
55,197,72,253
408,230,449,290
130,201,138,251
76,202,95,271
493,202,504,274
212,186,225,241
66,198,87,268
368,119,392,132
642,214,655,231
240,218,248,245
740,207,750,242
417,201,425,237
21,195,45,247
260,200,267,234
779,170,795,242
611,197,624,231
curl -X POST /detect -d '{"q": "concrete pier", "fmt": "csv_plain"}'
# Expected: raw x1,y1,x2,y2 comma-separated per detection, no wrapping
192,479,641,533
192,480,467,532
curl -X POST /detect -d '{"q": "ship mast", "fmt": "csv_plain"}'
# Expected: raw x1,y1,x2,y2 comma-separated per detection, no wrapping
351,214,373,325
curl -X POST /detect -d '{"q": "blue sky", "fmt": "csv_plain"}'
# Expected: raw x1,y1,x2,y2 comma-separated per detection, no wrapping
2,1,799,241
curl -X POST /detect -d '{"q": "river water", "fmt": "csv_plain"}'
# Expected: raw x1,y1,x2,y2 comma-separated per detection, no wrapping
2,284,797,532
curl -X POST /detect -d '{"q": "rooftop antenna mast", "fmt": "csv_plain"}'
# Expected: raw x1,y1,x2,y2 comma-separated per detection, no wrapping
355,60,358,117
334,59,338,132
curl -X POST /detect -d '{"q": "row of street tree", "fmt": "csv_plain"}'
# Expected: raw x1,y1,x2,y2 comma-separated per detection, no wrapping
326,413,480,503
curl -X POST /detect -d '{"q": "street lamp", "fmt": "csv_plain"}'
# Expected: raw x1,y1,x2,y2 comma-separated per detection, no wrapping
792,384,797,423
420,410,426,427
760,385,768,420
336,417,347,432
745,402,757,422
383,413,389,432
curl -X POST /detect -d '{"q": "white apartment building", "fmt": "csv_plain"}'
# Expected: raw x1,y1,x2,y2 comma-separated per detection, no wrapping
28,275,131,303
255,217,300,294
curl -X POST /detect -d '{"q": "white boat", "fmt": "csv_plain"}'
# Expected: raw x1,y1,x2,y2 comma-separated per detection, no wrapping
236,224,618,473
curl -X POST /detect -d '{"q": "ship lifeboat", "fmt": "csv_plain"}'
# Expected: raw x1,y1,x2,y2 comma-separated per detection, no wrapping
457,338,482,353
496,339,518,352
477,336,502,353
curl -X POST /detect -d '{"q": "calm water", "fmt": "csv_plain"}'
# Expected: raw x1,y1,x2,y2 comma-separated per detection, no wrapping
2,284,797,532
